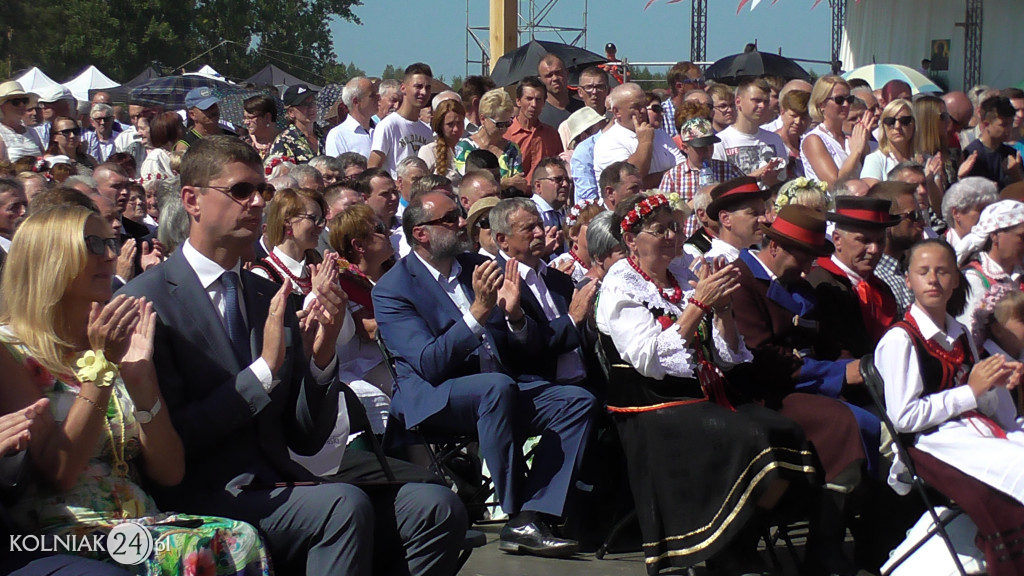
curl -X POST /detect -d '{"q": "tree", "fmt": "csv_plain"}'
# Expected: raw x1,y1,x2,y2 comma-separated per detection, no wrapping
1,0,363,83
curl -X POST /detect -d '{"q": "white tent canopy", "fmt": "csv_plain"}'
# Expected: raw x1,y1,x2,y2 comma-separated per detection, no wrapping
186,65,231,83
14,67,61,93
840,0,1021,91
62,66,120,102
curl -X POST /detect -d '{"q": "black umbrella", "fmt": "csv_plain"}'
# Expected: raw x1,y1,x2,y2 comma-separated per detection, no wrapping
704,51,810,85
129,75,245,110
489,40,606,87
90,66,162,103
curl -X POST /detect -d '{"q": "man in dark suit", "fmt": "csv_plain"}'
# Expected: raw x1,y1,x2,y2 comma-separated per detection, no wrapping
373,191,596,559
119,136,466,576
807,196,901,360
490,197,598,384
95,163,160,277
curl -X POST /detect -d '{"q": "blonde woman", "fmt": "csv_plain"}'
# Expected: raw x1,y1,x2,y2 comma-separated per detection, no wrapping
861,99,918,183
0,206,271,574
453,88,527,192
800,75,875,186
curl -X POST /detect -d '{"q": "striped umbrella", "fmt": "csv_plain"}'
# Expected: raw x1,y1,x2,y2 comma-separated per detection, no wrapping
129,75,246,111
842,64,941,95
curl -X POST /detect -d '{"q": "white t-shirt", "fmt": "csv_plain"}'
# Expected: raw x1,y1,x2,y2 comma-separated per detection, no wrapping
592,121,684,184
370,113,433,177
712,126,787,177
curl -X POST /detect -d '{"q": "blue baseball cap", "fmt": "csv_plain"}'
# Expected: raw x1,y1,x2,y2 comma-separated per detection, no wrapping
185,87,220,110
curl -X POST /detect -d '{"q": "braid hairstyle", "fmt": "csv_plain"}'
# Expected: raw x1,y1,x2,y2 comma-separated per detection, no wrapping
431,99,466,177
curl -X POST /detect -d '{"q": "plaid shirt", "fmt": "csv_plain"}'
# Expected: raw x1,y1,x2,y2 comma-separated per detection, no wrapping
659,159,744,237
874,254,914,317
661,99,677,137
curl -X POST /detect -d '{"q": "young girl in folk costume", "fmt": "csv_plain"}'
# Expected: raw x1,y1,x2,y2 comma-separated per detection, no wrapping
549,199,604,284
876,238,1024,576
972,284,1024,415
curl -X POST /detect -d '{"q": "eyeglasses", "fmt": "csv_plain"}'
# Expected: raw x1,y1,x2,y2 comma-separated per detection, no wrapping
830,95,857,106
84,235,120,256
206,182,272,203
6,97,30,107
294,213,326,227
939,112,951,122
92,116,113,122
713,103,734,112
373,222,388,235
474,217,491,230
57,127,82,137
488,118,512,130
681,77,705,85
419,209,462,228
578,84,608,93
883,116,915,127
639,220,681,239
899,210,923,223
538,176,570,185
647,104,663,115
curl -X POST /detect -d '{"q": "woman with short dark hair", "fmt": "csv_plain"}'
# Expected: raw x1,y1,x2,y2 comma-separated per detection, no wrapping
140,112,184,181
242,94,280,160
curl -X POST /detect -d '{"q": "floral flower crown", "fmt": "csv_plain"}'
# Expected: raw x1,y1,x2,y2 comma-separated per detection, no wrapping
620,194,668,233
566,199,601,227
971,283,1016,347
644,188,687,213
774,177,829,212
265,156,295,175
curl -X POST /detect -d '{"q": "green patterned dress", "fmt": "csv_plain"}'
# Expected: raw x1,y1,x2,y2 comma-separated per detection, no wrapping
452,137,524,178
1,334,273,576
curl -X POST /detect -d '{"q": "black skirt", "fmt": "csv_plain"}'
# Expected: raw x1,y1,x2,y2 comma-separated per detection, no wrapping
614,400,818,574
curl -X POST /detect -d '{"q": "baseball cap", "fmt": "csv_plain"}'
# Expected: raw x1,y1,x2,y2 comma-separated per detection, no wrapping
185,87,220,110
678,117,720,148
283,84,318,108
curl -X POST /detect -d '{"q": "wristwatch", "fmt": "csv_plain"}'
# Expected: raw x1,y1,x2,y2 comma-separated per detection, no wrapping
135,398,162,424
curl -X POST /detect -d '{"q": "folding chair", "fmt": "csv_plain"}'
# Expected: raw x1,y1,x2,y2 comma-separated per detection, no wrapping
858,353,969,576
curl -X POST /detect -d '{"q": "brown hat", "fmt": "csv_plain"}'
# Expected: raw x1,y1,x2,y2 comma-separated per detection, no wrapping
466,196,500,233
707,177,769,221
761,204,834,256
1000,181,1024,202
826,196,900,228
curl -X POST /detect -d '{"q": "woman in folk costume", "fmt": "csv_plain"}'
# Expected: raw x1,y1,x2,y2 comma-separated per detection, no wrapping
877,238,1024,576
955,199,1024,336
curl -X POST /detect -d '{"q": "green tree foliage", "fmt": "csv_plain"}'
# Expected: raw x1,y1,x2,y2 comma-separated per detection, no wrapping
0,0,362,82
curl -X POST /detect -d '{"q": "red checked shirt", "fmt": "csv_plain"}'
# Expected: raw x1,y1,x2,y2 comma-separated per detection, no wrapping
659,158,744,237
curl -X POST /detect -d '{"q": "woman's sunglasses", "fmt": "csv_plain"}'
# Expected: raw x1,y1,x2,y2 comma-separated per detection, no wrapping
882,116,915,128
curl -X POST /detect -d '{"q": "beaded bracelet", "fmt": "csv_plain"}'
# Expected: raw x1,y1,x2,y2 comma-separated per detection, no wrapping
687,297,711,314
76,394,108,416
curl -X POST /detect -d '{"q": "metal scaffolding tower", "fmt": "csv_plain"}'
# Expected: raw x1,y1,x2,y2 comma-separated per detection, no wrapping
828,0,846,73
690,0,707,63
962,0,983,89
466,0,589,76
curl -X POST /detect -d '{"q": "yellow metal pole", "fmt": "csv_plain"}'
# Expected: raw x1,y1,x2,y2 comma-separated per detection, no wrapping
489,0,517,72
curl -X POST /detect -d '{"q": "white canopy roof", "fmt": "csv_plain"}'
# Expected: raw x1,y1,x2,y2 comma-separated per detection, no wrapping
62,66,120,102
185,65,231,82
14,67,61,93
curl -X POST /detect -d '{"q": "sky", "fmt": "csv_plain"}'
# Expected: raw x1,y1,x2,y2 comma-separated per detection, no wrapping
329,0,835,82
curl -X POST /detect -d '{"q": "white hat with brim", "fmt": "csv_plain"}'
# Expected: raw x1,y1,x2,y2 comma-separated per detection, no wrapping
0,81,39,108
34,84,75,104
565,106,607,147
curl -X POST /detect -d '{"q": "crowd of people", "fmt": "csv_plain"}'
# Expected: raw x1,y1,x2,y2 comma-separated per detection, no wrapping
0,53,1023,576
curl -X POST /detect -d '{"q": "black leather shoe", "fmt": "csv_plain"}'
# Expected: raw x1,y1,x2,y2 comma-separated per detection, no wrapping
498,519,579,558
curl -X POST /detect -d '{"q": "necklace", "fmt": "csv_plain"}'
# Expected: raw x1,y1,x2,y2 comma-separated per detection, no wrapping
268,251,313,294
627,257,682,304
569,250,589,271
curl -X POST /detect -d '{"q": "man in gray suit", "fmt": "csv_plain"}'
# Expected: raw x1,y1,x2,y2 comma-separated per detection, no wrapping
119,136,466,576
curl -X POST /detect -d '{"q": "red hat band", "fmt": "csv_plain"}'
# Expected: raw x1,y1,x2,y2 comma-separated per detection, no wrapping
770,218,824,246
834,207,891,223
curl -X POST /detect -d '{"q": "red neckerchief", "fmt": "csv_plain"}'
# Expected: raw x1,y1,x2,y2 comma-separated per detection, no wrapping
816,257,897,340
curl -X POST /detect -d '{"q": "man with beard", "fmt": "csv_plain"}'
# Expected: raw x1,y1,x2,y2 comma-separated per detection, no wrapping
871,181,924,315
373,191,596,560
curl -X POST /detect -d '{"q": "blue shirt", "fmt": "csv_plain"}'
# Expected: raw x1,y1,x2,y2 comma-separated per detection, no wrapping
570,131,602,202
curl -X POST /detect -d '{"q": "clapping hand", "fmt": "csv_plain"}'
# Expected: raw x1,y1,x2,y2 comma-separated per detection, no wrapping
261,278,292,376
470,260,502,323
117,239,137,280
0,399,49,456
496,258,523,322
689,261,741,311
958,150,979,179
568,279,599,325
87,295,142,363
968,355,1022,397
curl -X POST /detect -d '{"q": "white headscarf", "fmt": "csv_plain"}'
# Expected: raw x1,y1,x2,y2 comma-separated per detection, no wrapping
955,199,1024,266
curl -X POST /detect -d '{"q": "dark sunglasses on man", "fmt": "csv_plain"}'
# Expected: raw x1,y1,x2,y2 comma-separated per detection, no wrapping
206,182,275,203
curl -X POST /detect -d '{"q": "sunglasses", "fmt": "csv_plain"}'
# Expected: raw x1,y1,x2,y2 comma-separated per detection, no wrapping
294,213,326,227
831,95,857,106
475,217,491,230
899,210,923,223
92,116,113,122
373,222,388,235
6,97,30,107
57,127,82,137
84,235,120,256
647,104,663,115
488,118,512,130
419,209,462,228
883,116,915,127
206,182,273,202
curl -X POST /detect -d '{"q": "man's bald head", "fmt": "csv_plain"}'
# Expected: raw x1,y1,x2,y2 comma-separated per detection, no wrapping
779,79,813,100
943,91,973,128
